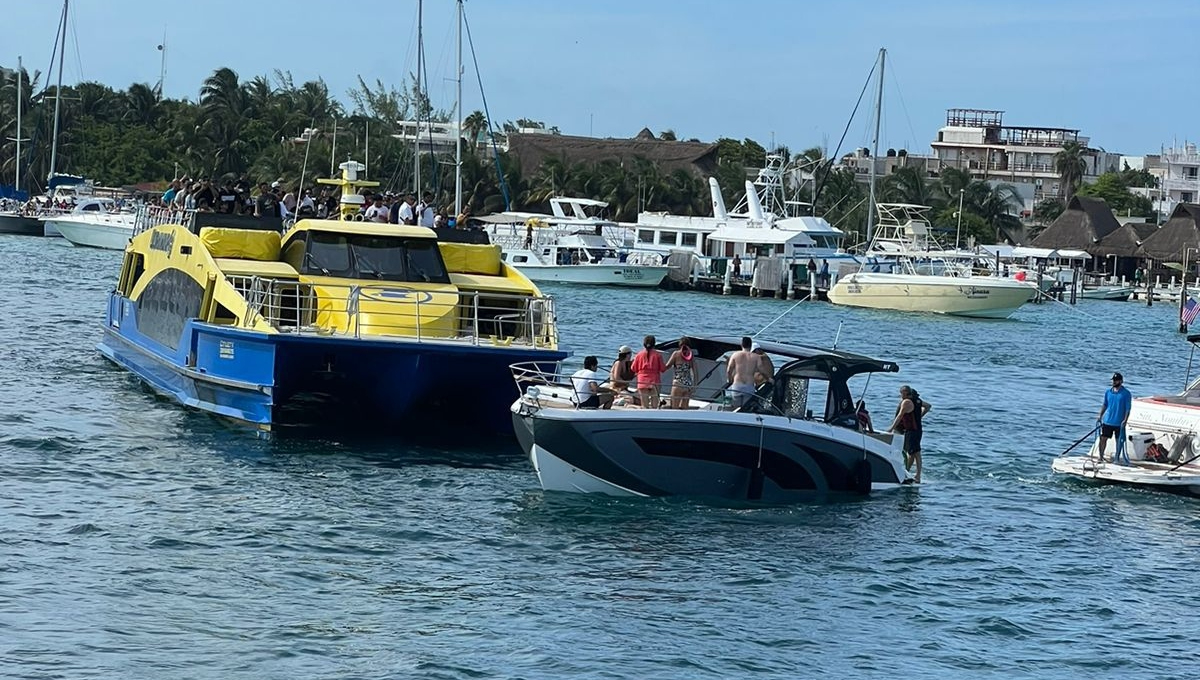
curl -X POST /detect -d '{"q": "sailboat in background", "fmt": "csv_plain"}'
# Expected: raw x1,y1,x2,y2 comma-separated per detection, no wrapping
38,0,91,237
0,56,42,236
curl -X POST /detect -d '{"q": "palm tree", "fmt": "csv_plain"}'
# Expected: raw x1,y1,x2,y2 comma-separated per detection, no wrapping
1055,141,1087,203
124,83,160,127
463,110,487,147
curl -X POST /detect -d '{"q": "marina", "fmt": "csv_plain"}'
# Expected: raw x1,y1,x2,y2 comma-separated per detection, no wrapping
7,1,1200,677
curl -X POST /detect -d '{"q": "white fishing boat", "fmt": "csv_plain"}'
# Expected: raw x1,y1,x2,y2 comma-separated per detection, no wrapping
827,204,1034,318
1052,335,1200,496
480,197,670,287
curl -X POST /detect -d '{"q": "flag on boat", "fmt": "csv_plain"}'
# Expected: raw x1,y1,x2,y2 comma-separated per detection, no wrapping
1183,297,1200,326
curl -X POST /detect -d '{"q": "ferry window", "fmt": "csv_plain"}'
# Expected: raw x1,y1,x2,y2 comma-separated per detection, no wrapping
306,232,352,275
681,233,697,247
82,203,100,212
402,239,451,283
659,231,678,245
513,255,528,263
638,230,654,244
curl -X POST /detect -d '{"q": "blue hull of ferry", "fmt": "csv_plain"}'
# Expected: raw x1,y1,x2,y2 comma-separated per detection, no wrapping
97,292,566,434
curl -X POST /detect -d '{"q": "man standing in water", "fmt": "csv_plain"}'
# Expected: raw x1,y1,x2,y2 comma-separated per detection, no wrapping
1097,372,1132,463
890,385,932,483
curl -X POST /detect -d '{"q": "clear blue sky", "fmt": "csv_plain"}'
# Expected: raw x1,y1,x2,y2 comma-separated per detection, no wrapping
4,0,1194,156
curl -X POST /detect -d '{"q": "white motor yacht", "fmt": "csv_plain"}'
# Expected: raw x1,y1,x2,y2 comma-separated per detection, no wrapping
45,197,137,250
510,336,911,501
480,197,670,287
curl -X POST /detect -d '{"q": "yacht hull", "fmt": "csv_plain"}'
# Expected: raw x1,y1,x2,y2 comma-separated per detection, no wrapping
511,405,907,501
515,263,670,287
54,219,134,250
827,273,1032,319
0,213,43,236
1080,286,1133,301
100,292,565,434
1051,456,1200,495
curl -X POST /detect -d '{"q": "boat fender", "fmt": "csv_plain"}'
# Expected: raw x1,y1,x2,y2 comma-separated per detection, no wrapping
850,459,872,495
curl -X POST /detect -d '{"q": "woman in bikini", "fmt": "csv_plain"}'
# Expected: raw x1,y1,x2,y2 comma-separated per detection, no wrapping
664,336,699,409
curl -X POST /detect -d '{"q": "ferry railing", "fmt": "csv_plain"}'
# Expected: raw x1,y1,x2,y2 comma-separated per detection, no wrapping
132,205,198,236
227,275,558,348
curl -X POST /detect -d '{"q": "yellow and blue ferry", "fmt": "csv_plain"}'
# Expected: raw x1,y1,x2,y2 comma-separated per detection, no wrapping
98,162,566,433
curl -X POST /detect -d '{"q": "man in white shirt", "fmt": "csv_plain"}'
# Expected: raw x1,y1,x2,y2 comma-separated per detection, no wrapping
571,356,613,409
397,193,417,225
417,191,435,227
364,195,390,223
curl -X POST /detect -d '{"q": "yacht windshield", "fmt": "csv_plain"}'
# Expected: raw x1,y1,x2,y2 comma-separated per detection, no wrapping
303,231,450,283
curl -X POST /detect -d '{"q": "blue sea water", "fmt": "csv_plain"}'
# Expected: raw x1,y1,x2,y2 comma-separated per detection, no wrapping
2,234,1199,679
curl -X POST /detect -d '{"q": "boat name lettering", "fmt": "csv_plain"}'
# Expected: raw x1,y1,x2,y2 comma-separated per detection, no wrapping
622,268,644,279
218,340,235,360
846,284,863,294
149,231,175,256
961,286,990,299
376,288,434,304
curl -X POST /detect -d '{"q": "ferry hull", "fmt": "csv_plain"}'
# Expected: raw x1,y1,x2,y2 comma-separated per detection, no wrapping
99,293,565,434
827,273,1031,319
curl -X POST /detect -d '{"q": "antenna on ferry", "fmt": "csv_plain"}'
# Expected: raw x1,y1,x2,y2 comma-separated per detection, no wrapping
709,177,728,221
832,321,844,350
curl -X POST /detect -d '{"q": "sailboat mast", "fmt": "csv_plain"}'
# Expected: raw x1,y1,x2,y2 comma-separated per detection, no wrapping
413,0,423,195
48,0,68,180
866,47,885,246
15,55,22,193
454,0,463,216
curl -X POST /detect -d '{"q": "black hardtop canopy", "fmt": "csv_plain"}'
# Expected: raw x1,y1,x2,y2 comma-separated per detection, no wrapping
654,335,900,379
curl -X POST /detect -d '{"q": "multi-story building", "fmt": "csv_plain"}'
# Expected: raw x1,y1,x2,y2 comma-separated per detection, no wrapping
1157,144,1200,214
930,109,1121,206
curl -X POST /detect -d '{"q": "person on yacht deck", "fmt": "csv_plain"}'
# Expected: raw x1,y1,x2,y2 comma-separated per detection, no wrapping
664,337,699,409
630,335,667,409
572,355,613,410
726,336,758,409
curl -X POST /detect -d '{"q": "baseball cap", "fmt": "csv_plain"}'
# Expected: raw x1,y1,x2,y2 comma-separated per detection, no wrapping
751,342,762,352
270,180,281,188
1112,372,1123,381
618,345,632,355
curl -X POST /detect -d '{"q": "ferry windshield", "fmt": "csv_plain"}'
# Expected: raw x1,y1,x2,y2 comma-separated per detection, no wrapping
304,231,450,283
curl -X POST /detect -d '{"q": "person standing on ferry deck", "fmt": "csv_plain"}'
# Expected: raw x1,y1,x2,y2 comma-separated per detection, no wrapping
630,335,667,409
1097,372,1132,463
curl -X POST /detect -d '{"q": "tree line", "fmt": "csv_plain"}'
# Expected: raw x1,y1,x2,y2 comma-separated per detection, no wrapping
0,65,1156,244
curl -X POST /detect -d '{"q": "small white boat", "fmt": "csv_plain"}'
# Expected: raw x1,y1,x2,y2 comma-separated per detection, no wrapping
1079,285,1133,301
45,198,137,249
1052,333,1200,496
1051,456,1200,495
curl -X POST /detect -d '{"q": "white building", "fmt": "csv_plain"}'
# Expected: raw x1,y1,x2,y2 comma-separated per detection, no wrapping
930,109,1121,206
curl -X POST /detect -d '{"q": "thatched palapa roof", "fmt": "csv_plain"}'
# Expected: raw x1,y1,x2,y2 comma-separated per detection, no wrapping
1092,221,1158,258
1030,196,1121,253
507,130,719,177
1138,203,1200,262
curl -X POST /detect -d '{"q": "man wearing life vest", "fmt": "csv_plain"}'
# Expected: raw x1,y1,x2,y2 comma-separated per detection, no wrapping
890,385,932,484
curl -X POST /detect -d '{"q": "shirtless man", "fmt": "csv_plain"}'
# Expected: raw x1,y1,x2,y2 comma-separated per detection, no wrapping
726,336,758,409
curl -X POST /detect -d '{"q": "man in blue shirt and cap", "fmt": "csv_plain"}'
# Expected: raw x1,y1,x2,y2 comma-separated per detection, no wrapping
1097,372,1133,464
